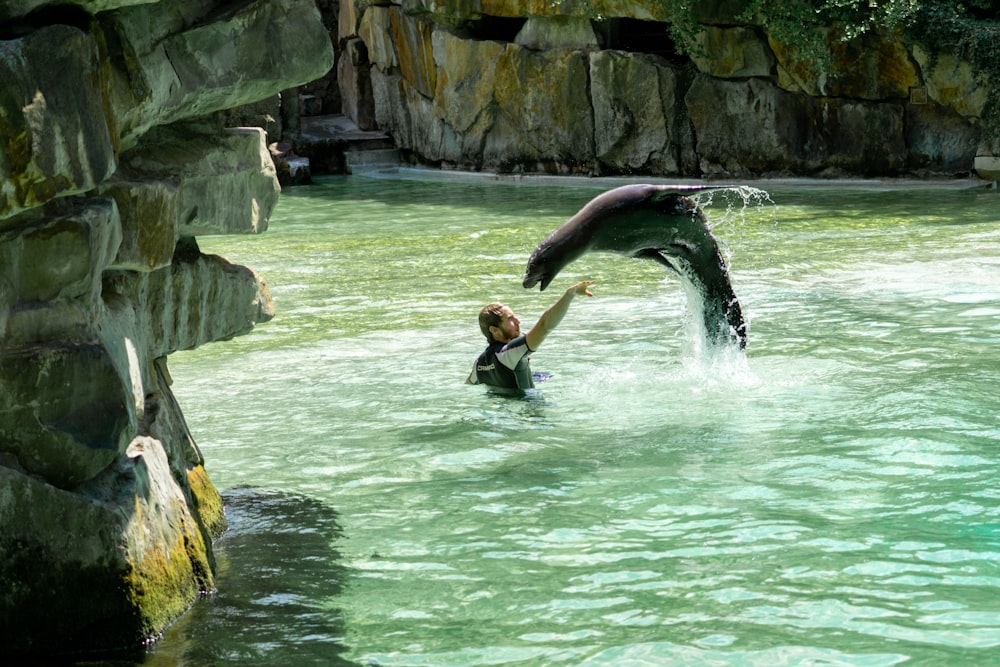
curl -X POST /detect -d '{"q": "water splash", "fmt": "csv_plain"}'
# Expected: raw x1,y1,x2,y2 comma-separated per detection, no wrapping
680,185,776,349
676,277,756,384
692,185,778,233
692,185,778,264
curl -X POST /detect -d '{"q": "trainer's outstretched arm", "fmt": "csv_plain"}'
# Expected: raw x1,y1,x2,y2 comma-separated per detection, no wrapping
525,280,594,351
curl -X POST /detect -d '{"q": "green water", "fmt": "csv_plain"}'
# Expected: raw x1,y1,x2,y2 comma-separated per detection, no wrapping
151,174,999,666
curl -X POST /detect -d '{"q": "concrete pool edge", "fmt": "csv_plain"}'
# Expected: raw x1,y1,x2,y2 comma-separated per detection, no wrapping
346,166,995,191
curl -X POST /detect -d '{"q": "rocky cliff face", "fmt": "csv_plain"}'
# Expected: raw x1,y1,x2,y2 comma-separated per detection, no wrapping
338,0,990,179
0,0,333,655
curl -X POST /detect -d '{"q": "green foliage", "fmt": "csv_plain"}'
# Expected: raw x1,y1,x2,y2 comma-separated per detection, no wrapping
907,3,1000,137
663,1,924,68
647,1,706,58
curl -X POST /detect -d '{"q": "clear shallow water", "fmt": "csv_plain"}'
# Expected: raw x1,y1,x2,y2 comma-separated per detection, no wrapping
148,175,998,666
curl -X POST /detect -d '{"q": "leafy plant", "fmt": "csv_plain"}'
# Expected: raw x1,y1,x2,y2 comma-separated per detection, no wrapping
907,3,1000,137
657,1,921,67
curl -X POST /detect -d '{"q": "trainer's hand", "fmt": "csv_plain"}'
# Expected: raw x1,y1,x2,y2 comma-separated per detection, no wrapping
570,280,595,297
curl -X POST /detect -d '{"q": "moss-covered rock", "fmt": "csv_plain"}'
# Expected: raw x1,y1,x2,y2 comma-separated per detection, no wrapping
0,0,331,656
0,433,222,654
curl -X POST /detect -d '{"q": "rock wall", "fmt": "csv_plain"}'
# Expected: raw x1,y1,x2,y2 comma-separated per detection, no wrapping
338,0,991,178
0,0,333,655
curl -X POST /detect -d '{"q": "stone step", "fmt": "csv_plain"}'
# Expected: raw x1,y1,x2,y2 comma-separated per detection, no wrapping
974,156,999,182
294,114,400,175
344,135,397,151
346,147,401,170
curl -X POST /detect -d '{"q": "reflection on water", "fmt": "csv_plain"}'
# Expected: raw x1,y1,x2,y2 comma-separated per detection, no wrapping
134,174,1000,666
147,488,351,666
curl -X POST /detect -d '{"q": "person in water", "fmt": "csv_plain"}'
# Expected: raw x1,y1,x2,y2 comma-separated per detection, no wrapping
467,280,595,391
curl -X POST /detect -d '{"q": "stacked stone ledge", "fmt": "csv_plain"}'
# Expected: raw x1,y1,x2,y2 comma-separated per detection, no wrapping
0,0,332,655
338,1,990,179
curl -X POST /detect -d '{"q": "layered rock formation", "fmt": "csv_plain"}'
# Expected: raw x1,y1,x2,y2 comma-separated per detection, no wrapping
337,0,991,178
0,0,333,655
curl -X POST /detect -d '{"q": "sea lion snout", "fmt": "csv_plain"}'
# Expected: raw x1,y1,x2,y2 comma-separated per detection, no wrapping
523,245,554,290
522,270,551,291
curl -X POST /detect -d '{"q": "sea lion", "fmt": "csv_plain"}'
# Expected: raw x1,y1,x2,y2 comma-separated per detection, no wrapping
523,184,747,349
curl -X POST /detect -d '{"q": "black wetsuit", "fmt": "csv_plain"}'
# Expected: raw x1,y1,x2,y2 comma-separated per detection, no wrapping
469,335,534,391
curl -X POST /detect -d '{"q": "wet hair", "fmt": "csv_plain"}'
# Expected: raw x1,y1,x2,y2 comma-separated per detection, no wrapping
479,303,506,342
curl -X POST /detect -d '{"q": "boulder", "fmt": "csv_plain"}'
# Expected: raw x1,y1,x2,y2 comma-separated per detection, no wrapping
0,0,324,654
432,29,506,135
220,95,284,143
339,0,361,41
383,68,466,166
99,123,279,269
360,5,398,71
905,102,978,174
371,69,412,147
0,25,116,221
103,247,274,359
0,198,122,357
911,44,988,120
770,30,919,100
400,0,480,24
823,99,906,175
0,197,121,311
974,156,1000,181
514,15,599,50
390,6,437,98
486,45,594,172
339,38,377,131
687,75,810,175
346,1,987,177
0,342,136,488
0,423,224,654
103,0,336,151
690,26,774,78
686,75,906,176
590,50,684,175
372,25,505,168
0,0,152,21
98,180,180,272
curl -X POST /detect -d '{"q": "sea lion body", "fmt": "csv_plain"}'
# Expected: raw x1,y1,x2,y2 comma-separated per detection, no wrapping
523,184,747,349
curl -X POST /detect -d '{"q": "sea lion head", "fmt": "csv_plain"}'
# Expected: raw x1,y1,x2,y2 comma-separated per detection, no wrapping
523,240,567,291
522,248,554,290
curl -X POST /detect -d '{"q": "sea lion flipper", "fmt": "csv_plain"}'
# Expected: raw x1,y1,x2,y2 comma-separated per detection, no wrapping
636,248,680,275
